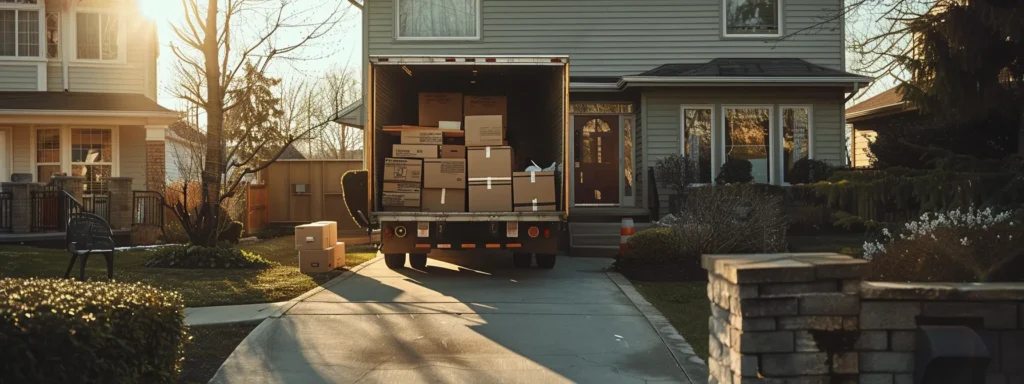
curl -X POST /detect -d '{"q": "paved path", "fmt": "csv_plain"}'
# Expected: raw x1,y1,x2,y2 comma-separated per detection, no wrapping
185,302,290,326
210,252,706,383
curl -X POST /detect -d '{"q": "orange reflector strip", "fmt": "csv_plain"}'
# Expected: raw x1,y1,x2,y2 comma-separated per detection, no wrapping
461,244,476,249
485,244,501,249
415,244,431,249
506,243,522,249
438,244,451,249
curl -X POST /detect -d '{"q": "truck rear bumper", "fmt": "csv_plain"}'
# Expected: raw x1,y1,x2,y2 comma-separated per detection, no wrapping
376,214,563,255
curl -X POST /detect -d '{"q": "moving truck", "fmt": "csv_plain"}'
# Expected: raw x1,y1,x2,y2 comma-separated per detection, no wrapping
366,56,568,270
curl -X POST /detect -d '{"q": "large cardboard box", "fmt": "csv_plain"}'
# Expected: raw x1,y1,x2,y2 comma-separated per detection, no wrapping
314,221,339,245
468,178,512,212
467,146,513,179
513,171,557,212
424,159,466,189
393,144,439,159
333,242,346,267
422,188,466,212
464,115,504,146
299,247,336,273
295,222,333,250
382,182,421,210
383,181,421,193
464,96,507,127
383,158,423,182
440,145,466,159
418,92,463,127
401,130,444,145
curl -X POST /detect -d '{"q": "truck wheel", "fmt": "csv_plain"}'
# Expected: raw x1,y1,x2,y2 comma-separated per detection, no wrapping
409,254,428,269
535,254,556,269
513,253,532,268
384,254,406,269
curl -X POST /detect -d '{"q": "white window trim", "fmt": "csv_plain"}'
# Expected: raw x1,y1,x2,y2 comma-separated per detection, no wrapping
0,1,46,61
0,126,11,183
30,125,120,183
393,0,482,41
779,104,814,185
679,104,716,186
720,104,776,184
44,11,58,60
70,7,127,64
721,0,784,38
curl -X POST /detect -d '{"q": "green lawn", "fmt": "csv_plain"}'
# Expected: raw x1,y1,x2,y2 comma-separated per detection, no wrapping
0,237,378,307
632,281,710,360
178,323,259,384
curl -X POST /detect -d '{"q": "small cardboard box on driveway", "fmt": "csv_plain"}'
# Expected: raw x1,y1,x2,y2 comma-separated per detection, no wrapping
332,242,346,267
383,158,423,182
424,159,466,189
314,221,338,245
422,188,466,212
299,246,337,273
295,222,333,250
513,171,557,212
418,92,463,127
467,146,512,179
465,115,504,146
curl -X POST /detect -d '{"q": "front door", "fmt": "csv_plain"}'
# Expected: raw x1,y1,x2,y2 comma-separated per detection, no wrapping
573,115,619,205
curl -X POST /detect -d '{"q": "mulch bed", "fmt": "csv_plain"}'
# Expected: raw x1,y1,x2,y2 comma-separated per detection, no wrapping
614,260,708,282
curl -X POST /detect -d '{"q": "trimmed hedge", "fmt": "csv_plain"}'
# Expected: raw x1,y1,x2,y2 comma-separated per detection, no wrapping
145,245,278,269
0,278,186,383
619,228,682,264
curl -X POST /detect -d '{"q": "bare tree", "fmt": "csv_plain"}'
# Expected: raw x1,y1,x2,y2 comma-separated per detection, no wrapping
276,67,363,160
168,0,351,245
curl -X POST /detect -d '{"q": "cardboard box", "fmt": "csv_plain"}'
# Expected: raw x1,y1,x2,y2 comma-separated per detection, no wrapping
383,181,421,193
299,247,336,273
465,115,504,146
513,171,557,212
468,178,513,212
314,221,339,245
424,159,466,189
393,144,439,159
295,222,333,250
383,158,423,182
418,92,463,127
440,145,466,159
401,130,443,145
467,146,513,179
422,188,466,212
382,191,421,208
333,242,346,267
465,96,507,127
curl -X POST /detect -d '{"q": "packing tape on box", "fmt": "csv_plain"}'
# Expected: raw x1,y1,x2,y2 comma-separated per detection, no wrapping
487,177,492,190
485,146,491,158
531,171,536,183
441,188,446,204
305,236,314,243
532,198,538,212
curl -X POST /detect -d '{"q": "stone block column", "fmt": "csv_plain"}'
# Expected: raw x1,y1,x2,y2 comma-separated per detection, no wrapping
2,182,43,234
145,126,167,193
703,253,869,384
107,177,133,230
50,176,84,203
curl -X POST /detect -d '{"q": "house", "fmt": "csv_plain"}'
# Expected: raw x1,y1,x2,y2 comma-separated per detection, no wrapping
845,87,920,168
0,0,176,239
336,0,871,251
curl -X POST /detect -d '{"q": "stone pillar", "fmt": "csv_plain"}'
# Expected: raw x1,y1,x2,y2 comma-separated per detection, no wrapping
107,177,133,230
703,253,868,384
145,125,167,192
50,176,84,203
2,182,43,234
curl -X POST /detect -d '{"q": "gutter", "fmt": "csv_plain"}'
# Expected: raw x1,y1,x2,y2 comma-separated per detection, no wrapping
844,81,863,103
0,109,181,119
617,75,874,89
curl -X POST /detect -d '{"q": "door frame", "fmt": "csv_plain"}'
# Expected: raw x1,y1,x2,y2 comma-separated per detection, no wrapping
569,113,635,208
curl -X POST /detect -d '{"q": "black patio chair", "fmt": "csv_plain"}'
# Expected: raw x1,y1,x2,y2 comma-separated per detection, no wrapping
64,213,116,281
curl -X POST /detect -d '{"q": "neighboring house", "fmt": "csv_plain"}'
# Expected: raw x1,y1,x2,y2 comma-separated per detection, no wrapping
0,0,177,237
845,87,920,168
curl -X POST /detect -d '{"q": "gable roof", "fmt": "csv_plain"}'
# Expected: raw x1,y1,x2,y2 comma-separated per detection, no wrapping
279,144,307,160
0,92,177,114
845,87,917,122
621,58,872,89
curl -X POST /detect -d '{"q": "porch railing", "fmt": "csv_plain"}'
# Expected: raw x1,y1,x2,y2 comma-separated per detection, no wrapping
82,194,111,223
0,192,11,233
133,191,164,228
30,186,82,232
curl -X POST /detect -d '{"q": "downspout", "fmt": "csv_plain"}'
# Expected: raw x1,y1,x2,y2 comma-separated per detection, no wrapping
844,81,862,103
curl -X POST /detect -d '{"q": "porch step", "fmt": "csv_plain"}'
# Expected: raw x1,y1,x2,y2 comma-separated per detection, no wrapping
568,222,654,255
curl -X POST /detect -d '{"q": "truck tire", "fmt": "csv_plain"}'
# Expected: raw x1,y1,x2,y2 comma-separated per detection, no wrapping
535,254,556,269
513,253,532,268
384,254,406,269
409,254,428,269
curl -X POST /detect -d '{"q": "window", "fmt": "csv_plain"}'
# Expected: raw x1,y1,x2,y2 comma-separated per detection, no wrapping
71,129,113,193
36,128,60,184
0,0,41,58
396,0,479,40
76,11,119,60
723,0,781,37
681,107,714,184
45,11,56,58
723,106,772,184
782,106,812,183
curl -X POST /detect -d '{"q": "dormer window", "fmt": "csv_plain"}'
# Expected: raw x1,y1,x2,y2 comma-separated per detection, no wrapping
396,0,480,41
0,0,43,58
75,10,121,61
723,0,782,38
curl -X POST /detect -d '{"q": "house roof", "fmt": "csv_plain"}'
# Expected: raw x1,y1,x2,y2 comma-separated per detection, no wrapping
331,99,364,129
621,58,872,89
280,144,307,160
0,92,177,115
845,87,917,122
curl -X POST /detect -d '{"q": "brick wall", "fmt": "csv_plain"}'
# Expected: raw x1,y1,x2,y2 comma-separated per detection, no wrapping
146,141,166,192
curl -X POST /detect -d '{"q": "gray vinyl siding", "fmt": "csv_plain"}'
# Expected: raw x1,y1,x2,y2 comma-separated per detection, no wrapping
11,127,30,174
46,64,62,91
119,126,146,190
0,64,38,91
643,87,845,211
367,0,843,77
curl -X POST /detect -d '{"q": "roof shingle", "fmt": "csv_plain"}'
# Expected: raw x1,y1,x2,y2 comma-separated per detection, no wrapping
0,92,176,114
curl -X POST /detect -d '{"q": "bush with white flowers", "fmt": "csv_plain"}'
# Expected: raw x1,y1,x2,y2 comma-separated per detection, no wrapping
864,207,1024,282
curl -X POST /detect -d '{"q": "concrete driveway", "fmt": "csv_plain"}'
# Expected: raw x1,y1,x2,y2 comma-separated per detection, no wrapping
210,252,706,384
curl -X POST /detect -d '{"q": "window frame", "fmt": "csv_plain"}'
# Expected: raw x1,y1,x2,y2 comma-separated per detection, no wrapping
44,10,58,60
393,0,482,41
0,0,45,61
71,7,126,64
679,105,716,186
71,128,114,194
721,0,784,38
720,104,776,184
30,126,120,184
779,104,814,184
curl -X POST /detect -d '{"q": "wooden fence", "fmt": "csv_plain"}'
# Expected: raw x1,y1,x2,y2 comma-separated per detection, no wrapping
260,159,364,231
247,183,270,232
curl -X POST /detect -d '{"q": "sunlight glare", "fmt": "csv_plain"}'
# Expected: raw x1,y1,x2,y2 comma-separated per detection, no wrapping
138,0,183,25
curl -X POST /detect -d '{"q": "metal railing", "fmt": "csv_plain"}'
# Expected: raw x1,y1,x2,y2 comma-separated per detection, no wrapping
133,191,164,228
0,192,11,233
30,186,82,232
82,194,111,223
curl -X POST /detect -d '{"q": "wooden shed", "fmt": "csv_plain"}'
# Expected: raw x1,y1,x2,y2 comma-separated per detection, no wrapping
260,159,364,231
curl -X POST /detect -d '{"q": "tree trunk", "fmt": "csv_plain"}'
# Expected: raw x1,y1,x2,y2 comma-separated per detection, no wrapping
199,0,223,247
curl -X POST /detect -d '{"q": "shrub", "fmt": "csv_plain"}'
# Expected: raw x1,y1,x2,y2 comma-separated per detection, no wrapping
0,278,186,383
787,158,834,184
716,157,754,184
145,245,279,269
162,219,190,244
863,208,1024,282
673,184,788,257
618,228,682,265
654,154,697,196
218,221,244,244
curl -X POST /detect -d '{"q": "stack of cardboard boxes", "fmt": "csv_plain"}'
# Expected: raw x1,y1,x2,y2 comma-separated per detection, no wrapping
295,221,345,273
382,92,556,213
